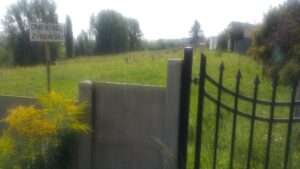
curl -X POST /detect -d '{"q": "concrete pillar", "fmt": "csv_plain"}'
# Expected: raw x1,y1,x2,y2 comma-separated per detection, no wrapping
163,59,183,169
75,81,94,169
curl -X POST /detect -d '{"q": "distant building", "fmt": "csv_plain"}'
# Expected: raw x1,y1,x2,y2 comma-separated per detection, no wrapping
211,22,257,53
209,37,218,50
231,23,256,53
244,27,255,38
235,26,256,53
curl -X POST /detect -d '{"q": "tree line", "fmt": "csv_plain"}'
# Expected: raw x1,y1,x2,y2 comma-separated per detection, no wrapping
1,0,59,66
0,0,207,67
0,0,143,66
77,10,143,56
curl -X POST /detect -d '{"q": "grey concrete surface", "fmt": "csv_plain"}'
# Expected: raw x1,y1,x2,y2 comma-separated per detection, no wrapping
0,95,36,130
75,81,94,169
163,59,183,169
76,59,183,169
93,82,165,169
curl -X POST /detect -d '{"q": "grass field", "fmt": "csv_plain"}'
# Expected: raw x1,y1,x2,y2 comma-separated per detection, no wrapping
0,49,299,168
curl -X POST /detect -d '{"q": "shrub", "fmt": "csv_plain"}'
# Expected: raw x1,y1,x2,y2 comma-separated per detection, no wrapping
0,91,90,169
0,47,12,66
250,0,300,82
279,60,300,84
0,132,18,169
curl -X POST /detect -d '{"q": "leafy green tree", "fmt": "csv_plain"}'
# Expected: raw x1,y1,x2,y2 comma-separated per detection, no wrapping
2,0,59,66
189,20,203,48
127,18,143,50
89,10,143,54
216,30,229,51
75,30,94,56
91,10,129,54
250,0,300,82
65,15,74,58
0,32,13,66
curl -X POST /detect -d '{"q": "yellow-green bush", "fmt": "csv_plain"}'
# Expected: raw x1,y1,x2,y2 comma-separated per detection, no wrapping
0,91,90,169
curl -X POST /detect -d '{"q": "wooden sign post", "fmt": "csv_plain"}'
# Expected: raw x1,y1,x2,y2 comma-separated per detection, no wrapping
29,22,65,92
45,42,51,92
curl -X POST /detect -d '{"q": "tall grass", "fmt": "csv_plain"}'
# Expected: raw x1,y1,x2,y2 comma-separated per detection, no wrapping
0,49,299,168
187,50,299,169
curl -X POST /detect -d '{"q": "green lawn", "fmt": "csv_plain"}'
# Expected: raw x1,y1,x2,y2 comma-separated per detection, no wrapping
0,49,299,169
0,50,181,98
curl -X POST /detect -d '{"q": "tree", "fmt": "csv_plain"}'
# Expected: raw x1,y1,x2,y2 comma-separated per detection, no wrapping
65,15,74,57
0,32,13,66
216,30,229,51
189,20,203,48
2,0,59,66
89,10,143,54
75,30,94,56
250,0,300,82
91,10,129,54
127,18,143,50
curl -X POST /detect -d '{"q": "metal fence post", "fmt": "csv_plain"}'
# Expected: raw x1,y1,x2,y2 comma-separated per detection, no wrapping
194,53,207,169
294,80,300,117
178,47,193,169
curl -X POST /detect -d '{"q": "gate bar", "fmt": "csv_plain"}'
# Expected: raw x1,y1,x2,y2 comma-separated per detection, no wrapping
264,77,278,169
194,53,207,169
229,70,242,169
283,80,298,169
178,47,193,169
246,75,260,169
212,62,224,169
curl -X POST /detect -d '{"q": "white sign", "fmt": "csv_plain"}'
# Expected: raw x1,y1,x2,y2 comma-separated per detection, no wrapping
29,22,65,42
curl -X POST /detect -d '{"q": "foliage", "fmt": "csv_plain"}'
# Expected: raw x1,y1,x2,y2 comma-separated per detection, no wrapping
91,10,128,54
0,91,90,169
127,18,143,50
74,30,94,56
216,30,229,51
279,60,300,84
65,15,74,58
189,20,205,48
0,33,13,66
0,132,17,169
0,47,13,67
90,9,143,54
1,0,59,66
250,0,300,82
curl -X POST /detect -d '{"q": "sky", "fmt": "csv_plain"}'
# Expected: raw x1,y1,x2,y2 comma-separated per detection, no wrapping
0,0,286,40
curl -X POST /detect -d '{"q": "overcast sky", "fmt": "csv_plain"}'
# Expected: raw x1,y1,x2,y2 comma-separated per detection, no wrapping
0,0,286,40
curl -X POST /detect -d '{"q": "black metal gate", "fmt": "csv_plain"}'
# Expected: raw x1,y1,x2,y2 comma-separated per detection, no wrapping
178,47,300,169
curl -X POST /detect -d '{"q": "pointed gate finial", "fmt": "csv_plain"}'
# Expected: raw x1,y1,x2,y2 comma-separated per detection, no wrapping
254,74,260,85
236,69,242,80
271,76,278,88
291,79,299,89
219,62,224,72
